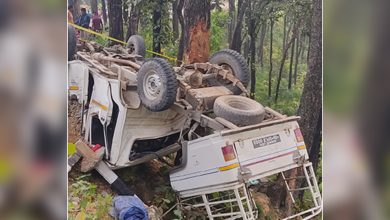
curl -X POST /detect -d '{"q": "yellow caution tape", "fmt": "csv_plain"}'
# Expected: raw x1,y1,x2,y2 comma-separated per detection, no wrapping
68,23,178,62
297,145,306,150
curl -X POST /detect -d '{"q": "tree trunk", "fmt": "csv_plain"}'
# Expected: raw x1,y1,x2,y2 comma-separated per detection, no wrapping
283,15,287,52
243,39,250,59
258,23,267,67
152,1,162,55
123,1,128,23
101,0,107,25
300,36,306,61
72,0,81,18
268,19,274,98
275,27,297,102
228,0,236,44
91,0,98,14
306,35,311,63
297,0,322,165
108,0,124,42
248,0,256,100
295,0,322,205
125,3,140,41
183,0,211,63
176,0,185,65
172,0,179,40
293,33,300,85
230,0,248,53
288,27,296,90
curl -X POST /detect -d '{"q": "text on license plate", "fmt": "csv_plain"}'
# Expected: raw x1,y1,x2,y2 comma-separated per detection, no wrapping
252,134,281,148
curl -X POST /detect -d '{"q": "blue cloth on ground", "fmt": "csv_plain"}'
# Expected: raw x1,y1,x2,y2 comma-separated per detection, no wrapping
113,195,148,220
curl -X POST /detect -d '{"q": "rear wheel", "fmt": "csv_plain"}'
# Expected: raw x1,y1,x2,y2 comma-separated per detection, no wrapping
137,58,178,112
127,35,146,57
213,95,265,126
208,49,250,94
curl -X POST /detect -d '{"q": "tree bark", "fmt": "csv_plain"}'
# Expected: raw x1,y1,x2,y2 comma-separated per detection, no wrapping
228,0,236,44
72,0,81,18
248,0,256,100
108,0,124,43
125,3,140,41
152,1,163,55
275,26,298,102
293,33,300,85
172,0,179,40
183,0,211,63
268,19,274,98
230,0,248,53
176,0,185,65
123,1,128,23
283,15,287,52
297,0,322,156
288,27,296,90
101,0,107,24
258,23,267,67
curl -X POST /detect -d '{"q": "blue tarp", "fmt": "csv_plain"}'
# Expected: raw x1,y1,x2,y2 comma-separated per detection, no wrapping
112,196,149,220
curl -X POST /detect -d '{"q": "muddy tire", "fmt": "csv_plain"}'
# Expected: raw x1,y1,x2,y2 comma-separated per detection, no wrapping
213,95,265,126
127,35,146,57
68,25,77,61
208,49,250,94
137,58,177,112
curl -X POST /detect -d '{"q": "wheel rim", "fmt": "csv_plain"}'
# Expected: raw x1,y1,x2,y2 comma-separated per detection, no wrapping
129,43,135,54
143,70,162,100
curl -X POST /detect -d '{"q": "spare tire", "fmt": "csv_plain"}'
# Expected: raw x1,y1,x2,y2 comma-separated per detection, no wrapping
208,49,250,94
214,95,265,126
137,58,178,112
68,25,77,61
127,35,146,57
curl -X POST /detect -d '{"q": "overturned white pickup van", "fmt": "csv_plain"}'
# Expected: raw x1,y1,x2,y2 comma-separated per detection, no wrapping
68,35,322,219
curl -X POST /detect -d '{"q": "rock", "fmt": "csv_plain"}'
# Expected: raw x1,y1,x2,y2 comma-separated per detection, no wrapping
80,147,104,172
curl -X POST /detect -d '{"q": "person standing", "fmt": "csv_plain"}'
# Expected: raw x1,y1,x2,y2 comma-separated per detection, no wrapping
91,12,103,33
76,8,91,39
67,5,74,23
76,8,91,28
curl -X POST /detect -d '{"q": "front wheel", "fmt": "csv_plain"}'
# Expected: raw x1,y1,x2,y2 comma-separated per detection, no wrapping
127,35,146,57
137,58,178,112
208,49,250,94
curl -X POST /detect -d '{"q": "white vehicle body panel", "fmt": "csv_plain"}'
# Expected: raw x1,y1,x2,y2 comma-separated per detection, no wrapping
170,120,306,194
83,71,187,167
68,61,89,103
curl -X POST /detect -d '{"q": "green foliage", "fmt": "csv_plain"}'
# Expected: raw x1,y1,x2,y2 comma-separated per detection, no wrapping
68,175,113,220
255,63,306,116
210,10,229,54
137,0,177,61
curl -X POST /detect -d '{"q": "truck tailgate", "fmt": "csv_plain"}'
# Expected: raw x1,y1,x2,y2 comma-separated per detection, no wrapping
230,120,308,181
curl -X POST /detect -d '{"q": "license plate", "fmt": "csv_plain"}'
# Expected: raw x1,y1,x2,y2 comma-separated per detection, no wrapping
252,134,281,148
